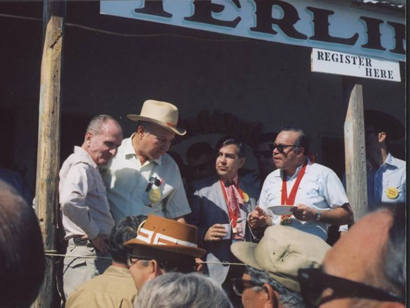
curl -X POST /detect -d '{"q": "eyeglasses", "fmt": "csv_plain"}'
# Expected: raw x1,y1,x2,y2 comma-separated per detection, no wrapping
297,267,404,307
231,278,265,296
270,143,297,154
127,254,153,267
255,150,273,158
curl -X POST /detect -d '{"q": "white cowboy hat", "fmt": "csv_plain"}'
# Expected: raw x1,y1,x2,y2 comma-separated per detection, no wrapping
127,99,186,136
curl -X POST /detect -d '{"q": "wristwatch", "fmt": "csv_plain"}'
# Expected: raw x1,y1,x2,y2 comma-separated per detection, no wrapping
314,211,321,221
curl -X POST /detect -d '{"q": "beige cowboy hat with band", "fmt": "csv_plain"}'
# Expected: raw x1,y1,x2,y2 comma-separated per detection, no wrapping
124,215,206,258
127,99,186,136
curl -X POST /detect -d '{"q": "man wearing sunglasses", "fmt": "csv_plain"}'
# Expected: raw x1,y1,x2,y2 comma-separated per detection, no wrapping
298,203,405,307
248,127,353,241
231,224,331,308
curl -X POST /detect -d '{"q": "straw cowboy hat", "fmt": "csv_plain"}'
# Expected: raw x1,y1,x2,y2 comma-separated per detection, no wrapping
231,225,330,292
124,215,206,258
127,99,186,136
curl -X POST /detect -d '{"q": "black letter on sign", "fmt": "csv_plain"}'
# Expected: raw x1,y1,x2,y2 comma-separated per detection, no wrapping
307,7,358,45
387,22,405,54
135,0,172,18
184,0,241,28
250,0,307,39
360,17,385,50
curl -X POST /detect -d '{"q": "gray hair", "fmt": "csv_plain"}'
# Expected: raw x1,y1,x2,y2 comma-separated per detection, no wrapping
86,114,119,135
247,266,305,308
134,272,233,308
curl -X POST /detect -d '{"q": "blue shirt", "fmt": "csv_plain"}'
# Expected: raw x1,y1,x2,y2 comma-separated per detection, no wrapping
367,153,406,207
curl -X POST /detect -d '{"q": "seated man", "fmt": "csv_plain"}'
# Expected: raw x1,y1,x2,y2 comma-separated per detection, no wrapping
124,215,206,297
65,215,146,308
231,224,330,308
298,203,405,307
134,272,232,308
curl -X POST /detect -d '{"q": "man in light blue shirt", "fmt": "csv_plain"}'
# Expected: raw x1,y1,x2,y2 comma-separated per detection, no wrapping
365,110,406,208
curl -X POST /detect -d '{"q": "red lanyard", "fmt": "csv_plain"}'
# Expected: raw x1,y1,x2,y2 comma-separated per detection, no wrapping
281,163,307,205
220,180,244,227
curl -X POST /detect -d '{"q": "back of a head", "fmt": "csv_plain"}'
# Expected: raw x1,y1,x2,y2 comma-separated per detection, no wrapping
0,181,45,307
134,272,232,308
109,215,147,264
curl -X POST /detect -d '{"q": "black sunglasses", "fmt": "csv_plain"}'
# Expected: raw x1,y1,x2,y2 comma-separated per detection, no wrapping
298,267,404,307
231,278,265,296
270,143,297,153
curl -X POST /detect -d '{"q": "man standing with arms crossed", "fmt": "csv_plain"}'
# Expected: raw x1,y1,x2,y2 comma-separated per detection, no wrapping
60,114,123,298
102,99,191,223
248,127,353,240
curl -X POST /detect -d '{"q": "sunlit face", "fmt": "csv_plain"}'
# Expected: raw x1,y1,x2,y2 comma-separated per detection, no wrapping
215,144,245,181
137,123,175,160
128,259,154,290
320,211,391,308
85,119,123,166
241,273,271,308
272,131,303,173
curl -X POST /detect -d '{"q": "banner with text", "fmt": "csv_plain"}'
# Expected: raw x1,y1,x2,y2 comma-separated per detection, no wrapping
100,0,405,62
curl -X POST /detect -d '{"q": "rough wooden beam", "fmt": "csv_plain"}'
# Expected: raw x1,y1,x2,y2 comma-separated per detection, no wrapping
34,15,63,308
344,84,368,222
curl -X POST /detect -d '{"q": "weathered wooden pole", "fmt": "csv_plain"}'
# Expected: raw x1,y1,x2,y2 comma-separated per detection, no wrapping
34,0,65,306
344,84,368,222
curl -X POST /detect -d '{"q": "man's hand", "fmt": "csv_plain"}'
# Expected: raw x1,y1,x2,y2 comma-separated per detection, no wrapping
204,224,227,241
195,258,204,272
91,235,110,254
248,206,271,229
291,203,316,221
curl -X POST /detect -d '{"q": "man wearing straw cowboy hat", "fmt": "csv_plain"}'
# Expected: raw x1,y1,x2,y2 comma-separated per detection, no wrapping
102,100,191,224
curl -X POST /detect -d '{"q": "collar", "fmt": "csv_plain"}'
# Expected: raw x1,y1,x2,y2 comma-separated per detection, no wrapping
275,158,310,179
381,153,399,169
74,146,97,168
124,133,162,166
221,175,239,187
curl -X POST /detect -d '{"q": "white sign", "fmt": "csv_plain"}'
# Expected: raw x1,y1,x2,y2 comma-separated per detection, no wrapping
311,48,401,82
100,0,405,62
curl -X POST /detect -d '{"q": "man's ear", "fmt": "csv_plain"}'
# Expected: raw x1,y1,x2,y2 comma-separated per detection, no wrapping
263,283,280,308
239,157,246,168
84,132,93,145
378,131,387,144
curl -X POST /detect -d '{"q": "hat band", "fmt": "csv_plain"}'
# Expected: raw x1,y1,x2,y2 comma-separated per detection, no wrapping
136,227,198,248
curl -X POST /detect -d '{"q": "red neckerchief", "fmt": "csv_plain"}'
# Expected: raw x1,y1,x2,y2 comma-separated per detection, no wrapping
281,162,307,221
219,178,244,228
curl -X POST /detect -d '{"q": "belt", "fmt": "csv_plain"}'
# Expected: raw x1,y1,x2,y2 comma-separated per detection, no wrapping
70,237,93,247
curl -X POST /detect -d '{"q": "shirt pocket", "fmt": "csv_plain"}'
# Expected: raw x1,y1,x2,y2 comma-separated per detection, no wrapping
301,181,324,205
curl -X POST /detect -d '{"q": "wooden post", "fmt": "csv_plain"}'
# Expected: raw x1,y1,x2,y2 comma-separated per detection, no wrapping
34,2,64,306
344,84,368,222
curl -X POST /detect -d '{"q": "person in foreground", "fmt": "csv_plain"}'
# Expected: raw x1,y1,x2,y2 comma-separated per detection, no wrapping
298,203,405,307
60,114,123,297
231,224,330,308
134,272,233,308
123,215,206,299
0,180,45,307
65,215,146,308
248,127,353,241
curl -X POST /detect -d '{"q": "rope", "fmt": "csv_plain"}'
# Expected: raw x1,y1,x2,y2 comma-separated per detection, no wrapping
44,251,246,266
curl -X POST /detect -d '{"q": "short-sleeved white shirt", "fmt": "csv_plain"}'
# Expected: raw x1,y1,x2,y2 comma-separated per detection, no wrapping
259,161,349,240
101,135,191,223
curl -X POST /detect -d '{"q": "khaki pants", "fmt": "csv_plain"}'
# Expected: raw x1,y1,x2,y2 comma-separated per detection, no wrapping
63,239,111,299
